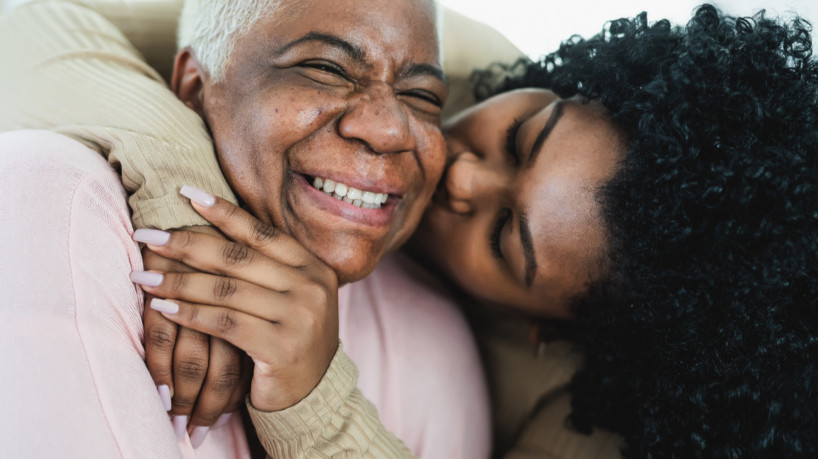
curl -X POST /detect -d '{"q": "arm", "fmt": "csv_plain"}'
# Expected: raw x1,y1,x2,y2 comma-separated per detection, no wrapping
248,347,414,458
0,130,181,456
0,0,237,229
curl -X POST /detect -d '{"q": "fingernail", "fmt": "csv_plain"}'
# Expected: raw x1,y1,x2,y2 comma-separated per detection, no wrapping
151,298,179,315
172,415,188,442
190,426,210,449
180,185,215,207
157,384,172,411
134,228,171,246
213,412,233,429
130,270,163,287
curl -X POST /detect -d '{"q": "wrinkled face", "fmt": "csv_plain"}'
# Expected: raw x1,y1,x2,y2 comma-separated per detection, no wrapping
408,89,625,318
199,0,446,284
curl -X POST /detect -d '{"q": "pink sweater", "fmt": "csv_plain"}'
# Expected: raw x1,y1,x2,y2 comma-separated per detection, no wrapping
0,130,490,458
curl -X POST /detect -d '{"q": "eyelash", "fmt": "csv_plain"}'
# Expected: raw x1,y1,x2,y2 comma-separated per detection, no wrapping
490,208,512,260
301,61,350,80
401,89,442,108
504,117,523,166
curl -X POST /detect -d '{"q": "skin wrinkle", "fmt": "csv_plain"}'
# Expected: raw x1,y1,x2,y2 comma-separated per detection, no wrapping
179,0,446,284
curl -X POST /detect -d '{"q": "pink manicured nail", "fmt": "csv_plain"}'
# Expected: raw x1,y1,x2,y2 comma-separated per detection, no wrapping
190,426,210,448
172,415,188,442
213,412,233,429
134,228,171,246
180,185,215,207
151,299,179,315
130,271,163,287
157,385,172,411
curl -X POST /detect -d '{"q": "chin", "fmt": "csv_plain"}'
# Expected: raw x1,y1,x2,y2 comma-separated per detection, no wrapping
320,245,383,285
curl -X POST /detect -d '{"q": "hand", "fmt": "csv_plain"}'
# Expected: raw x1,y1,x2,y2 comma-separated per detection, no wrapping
132,187,339,412
137,224,252,445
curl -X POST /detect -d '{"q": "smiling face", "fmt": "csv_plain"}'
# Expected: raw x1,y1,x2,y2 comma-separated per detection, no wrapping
179,0,446,284
408,89,626,318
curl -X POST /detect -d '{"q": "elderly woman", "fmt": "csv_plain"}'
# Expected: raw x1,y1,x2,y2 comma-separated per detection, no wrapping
3,1,818,458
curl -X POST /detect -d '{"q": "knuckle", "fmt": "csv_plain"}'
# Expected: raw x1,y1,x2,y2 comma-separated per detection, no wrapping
176,358,208,380
176,231,196,249
170,272,187,293
215,310,238,334
213,277,238,301
210,371,241,392
172,397,196,411
251,220,279,245
221,242,252,266
193,411,222,426
223,202,241,220
146,327,175,350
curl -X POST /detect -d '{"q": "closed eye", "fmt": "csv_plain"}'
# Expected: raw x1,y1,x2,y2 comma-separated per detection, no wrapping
299,60,351,82
490,208,512,260
504,118,523,166
400,89,442,108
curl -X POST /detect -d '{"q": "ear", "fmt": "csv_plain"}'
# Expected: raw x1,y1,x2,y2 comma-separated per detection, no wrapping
171,47,207,116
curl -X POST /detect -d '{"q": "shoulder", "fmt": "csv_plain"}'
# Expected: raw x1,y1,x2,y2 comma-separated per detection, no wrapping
358,252,476,351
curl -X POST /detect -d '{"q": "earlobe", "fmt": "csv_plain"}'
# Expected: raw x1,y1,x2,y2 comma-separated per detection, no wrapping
171,48,207,116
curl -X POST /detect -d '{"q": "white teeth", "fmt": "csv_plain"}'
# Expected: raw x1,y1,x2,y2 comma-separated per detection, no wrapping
347,187,362,200
310,175,388,208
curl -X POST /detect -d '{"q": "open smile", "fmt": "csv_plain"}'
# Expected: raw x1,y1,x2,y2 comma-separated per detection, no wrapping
293,172,403,227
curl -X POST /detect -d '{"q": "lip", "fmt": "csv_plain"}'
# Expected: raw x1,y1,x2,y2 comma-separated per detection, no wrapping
292,172,401,227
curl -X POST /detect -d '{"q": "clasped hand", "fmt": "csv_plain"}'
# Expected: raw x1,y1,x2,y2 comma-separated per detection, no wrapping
131,187,340,444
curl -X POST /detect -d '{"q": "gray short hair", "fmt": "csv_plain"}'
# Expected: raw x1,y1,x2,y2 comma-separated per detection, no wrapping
177,0,441,83
177,1,284,82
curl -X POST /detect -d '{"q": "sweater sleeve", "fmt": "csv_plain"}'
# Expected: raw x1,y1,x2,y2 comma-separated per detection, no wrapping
247,345,414,458
0,0,237,230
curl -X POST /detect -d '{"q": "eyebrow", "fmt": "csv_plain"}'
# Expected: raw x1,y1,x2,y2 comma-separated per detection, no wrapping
526,100,565,168
518,212,538,287
400,63,448,86
275,32,366,62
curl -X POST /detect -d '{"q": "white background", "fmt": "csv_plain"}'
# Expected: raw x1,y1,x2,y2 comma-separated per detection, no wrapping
439,0,818,59
2,0,816,59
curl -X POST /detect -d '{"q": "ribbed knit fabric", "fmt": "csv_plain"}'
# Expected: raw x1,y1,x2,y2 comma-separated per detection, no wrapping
0,0,238,230
248,348,414,458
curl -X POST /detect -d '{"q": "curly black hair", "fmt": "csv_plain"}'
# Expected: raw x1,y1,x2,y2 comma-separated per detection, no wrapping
475,5,818,457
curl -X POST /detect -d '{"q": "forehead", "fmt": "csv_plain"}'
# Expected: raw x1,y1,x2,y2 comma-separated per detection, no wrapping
264,0,440,65
520,101,623,289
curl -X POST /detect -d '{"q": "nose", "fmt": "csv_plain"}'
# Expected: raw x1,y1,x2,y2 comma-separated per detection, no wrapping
444,152,507,214
338,84,414,154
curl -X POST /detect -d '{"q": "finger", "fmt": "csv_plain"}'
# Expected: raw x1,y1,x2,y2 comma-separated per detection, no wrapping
149,297,281,363
225,355,252,414
143,247,198,274
180,186,313,266
138,271,290,321
142,232,299,291
188,338,242,440
170,327,209,422
143,293,178,411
